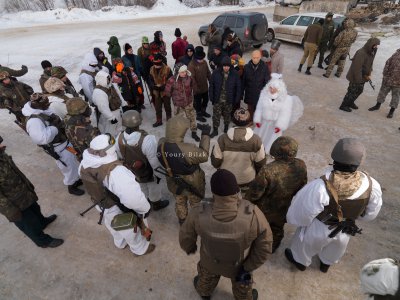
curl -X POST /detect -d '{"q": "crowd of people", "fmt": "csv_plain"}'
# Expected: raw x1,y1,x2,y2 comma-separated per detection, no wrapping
0,15,398,299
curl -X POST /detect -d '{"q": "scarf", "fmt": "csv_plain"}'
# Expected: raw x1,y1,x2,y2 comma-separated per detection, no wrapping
329,170,362,200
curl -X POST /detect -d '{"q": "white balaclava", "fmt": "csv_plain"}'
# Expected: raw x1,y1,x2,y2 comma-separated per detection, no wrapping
88,134,117,158
82,52,100,73
266,73,287,100
95,70,111,88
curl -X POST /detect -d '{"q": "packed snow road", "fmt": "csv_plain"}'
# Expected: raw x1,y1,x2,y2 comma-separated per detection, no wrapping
0,7,399,300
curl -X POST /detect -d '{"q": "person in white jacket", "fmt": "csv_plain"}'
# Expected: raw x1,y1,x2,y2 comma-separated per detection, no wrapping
285,138,382,273
115,110,169,211
44,77,69,119
79,134,155,256
79,52,99,105
253,73,303,154
21,93,84,196
92,70,123,137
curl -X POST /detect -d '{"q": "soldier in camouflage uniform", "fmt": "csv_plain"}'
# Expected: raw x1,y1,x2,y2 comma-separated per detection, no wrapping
51,66,79,97
0,135,63,248
246,136,307,253
323,19,358,78
0,64,28,78
64,97,100,161
317,12,335,69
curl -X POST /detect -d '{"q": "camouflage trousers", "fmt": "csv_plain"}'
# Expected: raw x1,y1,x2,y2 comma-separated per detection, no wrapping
174,192,202,221
300,42,318,67
195,262,254,300
175,103,197,131
377,83,400,109
212,101,232,128
324,47,349,77
341,82,365,108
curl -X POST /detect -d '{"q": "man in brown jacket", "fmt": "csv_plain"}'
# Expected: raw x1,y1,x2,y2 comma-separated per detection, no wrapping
368,48,400,118
298,19,323,75
179,169,273,300
339,37,380,112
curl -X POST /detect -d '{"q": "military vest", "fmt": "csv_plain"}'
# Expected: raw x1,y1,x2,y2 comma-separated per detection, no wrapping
29,113,67,145
317,172,372,225
95,85,122,111
80,69,97,79
150,65,170,86
80,161,122,209
157,142,198,175
198,199,254,277
118,131,154,183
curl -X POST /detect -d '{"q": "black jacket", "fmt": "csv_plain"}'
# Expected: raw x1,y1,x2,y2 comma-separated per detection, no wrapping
209,53,228,71
209,67,241,105
242,61,270,106
225,41,243,57
179,44,195,66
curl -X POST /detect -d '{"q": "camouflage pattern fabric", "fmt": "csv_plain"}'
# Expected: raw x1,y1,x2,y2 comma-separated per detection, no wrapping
377,84,400,108
174,192,202,221
340,82,365,108
212,101,232,128
195,262,253,300
325,47,349,77
175,103,197,132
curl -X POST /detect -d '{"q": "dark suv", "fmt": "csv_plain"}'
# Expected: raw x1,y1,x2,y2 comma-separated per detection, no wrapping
198,11,269,50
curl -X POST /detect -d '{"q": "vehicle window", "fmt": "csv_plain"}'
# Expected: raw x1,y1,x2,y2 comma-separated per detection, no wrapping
225,16,236,28
296,16,314,26
314,17,323,24
235,17,244,28
281,15,299,26
333,16,345,29
213,16,225,27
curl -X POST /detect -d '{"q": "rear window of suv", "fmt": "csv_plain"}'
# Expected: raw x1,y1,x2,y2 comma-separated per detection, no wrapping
235,17,244,28
225,16,236,28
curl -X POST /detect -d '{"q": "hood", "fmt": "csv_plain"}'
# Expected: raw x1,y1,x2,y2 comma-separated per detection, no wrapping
185,44,194,52
95,70,110,88
22,102,53,117
93,47,104,59
212,194,240,222
81,52,99,72
363,37,380,55
227,127,254,142
79,148,119,174
345,19,355,29
123,131,142,145
265,74,288,100
108,36,119,45
165,116,189,143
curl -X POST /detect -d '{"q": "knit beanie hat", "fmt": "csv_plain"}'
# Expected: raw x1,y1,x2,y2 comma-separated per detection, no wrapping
232,107,251,127
210,169,240,197
221,56,231,66
124,43,132,52
41,60,52,70
175,28,182,37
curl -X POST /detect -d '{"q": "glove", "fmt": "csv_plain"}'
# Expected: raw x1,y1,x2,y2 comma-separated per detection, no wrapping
200,124,211,136
9,210,22,222
256,123,261,128
235,266,252,285
274,127,281,133
110,118,118,124
186,244,197,255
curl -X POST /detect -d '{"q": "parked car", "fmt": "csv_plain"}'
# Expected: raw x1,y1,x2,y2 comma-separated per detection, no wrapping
198,11,269,50
275,0,358,7
266,12,345,45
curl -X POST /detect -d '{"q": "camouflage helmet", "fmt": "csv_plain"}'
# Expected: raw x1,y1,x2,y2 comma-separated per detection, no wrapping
44,77,65,93
331,138,365,166
66,97,88,116
270,136,298,160
0,71,9,81
122,110,142,128
51,66,67,79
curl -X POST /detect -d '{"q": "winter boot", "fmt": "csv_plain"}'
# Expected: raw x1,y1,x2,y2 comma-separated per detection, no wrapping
72,179,83,188
252,289,259,300
285,248,306,271
152,120,163,127
349,103,358,110
42,238,64,248
43,214,57,229
196,113,206,122
339,106,352,112
320,261,331,273
305,67,311,75
318,64,324,69
151,199,170,211
368,102,381,111
322,73,329,78
387,107,395,118
68,185,85,196
210,127,219,138
193,276,211,300
297,64,303,72
192,131,200,142
334,73,341,78
223,123,229,133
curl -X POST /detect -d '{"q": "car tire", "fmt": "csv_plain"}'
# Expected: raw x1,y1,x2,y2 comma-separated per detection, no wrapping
253,44,262,48
200,32,207,46
266,29,275,42
252,24,267,42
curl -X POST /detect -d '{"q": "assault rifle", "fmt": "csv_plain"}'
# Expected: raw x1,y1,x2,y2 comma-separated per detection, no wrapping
40,144,67,167
368,79,375,91
328,219,362,238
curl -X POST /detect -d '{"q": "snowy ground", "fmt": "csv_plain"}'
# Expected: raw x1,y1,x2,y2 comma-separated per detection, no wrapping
0,5,400,300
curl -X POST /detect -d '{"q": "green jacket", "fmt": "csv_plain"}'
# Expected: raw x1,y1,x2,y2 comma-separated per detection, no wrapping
0,149,38,221
107,36,121,60
320,19,335,47
0,65,28,77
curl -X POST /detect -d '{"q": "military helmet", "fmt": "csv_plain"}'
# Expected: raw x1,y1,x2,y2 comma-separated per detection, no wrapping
66,97,88,116
51,66,67,79
122,110,142,128
331,138,365,166
270,136,298,159
0,71,10,81
44,77,65,93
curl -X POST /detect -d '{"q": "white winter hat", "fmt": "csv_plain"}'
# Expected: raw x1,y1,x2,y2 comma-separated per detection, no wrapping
178,65,191,76
271,73,283,80
95,70,111,88
88,134,116,157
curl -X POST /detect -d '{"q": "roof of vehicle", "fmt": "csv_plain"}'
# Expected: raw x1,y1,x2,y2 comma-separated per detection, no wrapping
218,11,266,17
289,12,345,18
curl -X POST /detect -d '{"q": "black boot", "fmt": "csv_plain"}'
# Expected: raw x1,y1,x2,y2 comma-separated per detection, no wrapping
305,67,311,75
349,103,358,110
68,185,85,196
318,64,324,69
43,214,57,229
191,131,200,142
193,276,211,300
368,102,381,111
41,238,64,248
72,179,83,187
339,106,352,112
252,289,259,300
285,248,306,271
202,109,211,118
210,127,218,138
320,261,331,273
196,113,206,122
223,124,229,133
152,120,163,127
297,64,303,72
387,107,395,118
151,199,170,211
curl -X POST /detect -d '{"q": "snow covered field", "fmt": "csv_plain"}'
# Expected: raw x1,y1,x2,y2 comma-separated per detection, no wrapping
0,4,399,300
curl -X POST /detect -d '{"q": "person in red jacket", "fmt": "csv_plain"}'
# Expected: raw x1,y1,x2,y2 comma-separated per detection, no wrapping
172,28,188,66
